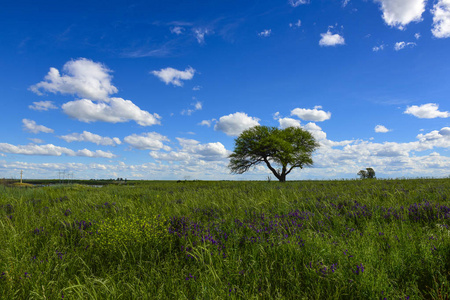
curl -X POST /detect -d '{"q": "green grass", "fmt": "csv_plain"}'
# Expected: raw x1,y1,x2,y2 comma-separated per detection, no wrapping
1,178,450,299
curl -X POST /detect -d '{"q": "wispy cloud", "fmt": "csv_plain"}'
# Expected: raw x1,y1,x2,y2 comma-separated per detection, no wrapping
289,0,309,7
394,41,416,51
258,29,272,37
29,101,57,111
22,119,54,134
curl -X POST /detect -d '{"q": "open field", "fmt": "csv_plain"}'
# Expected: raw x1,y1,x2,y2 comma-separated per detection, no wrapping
1,179,450,299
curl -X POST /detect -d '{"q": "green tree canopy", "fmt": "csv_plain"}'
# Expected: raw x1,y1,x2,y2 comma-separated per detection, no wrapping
357,168,376,179
228,126,319,182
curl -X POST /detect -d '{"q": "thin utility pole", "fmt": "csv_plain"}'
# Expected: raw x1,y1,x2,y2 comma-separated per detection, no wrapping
20,170,23,184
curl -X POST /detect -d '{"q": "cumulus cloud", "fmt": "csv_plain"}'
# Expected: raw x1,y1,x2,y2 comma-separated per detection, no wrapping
150,138,229,163
290,106,331,122
0,143,115,158
416,127,450,149
404,103,450,118
278,117,301,129
177,138,229,161
258,29,272,37
394,41,416,50
431,0,450,38
214,112,260,136
199,119,215,127
60,131,121,146
375,125,391,133
124,132,170,151
374,0,426,29
182,101,202,115
28,101,57,111
303,122,327,140
289,0,309,7
62,97,161,126
22,119,54,134
151,67,195,87
319,30,345,46
29,58,118,101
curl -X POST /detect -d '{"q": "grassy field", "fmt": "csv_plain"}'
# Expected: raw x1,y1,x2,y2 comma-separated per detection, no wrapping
1,178,450,299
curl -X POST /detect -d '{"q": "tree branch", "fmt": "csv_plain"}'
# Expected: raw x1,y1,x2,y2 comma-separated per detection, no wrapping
263,157,281,180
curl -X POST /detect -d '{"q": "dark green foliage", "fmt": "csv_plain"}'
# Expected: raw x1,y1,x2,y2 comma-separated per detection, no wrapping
358,168,376,179
229,126,320,182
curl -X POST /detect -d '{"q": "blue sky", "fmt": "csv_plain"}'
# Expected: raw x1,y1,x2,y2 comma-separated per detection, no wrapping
0,0,449,180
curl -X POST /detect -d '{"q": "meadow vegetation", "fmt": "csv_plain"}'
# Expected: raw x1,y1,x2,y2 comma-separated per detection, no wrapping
1,178,450,299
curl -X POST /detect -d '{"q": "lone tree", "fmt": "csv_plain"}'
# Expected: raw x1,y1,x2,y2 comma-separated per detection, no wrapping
228,126,319,182
357,168,376,179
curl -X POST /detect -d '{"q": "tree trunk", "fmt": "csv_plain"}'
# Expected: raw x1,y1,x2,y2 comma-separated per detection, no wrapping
264,158,287,182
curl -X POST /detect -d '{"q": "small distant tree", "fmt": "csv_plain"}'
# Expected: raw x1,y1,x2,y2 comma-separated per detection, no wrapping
358,168,376,179
229,126,319,182
357,170,367,179
366,167,376,179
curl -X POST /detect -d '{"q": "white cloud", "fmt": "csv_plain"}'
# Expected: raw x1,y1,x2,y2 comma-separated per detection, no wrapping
374,0,426,29
303,122,327,140
199,119,214,127
60,131,121,146
28,101,57,111
214,112,260,136
177,138,229,161
404,103,450,118
62,97,161,126
75,149,116,158
194,28,210,44
289,0,309,7
30,58,118,101
416,127,450,148
124,132,170,151
373,44,385,51
149,151,191,162
258,29,272,37
0,143,115,158
192,85,202,91
28,138,44,144
440,127,450,136
290,106,331,122
22,119,54,134
342,0,351,7
151,67,195,87
150,138,229,163
181,101,202,116
375,125,391,133
170,26,184,35
394,41,416,50
289,20,302,28
319,30,345,46
415,32,421,39
278,117,301,129
431,0,450,38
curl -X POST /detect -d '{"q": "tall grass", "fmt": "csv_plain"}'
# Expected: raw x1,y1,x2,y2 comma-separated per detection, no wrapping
0,179,449,299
